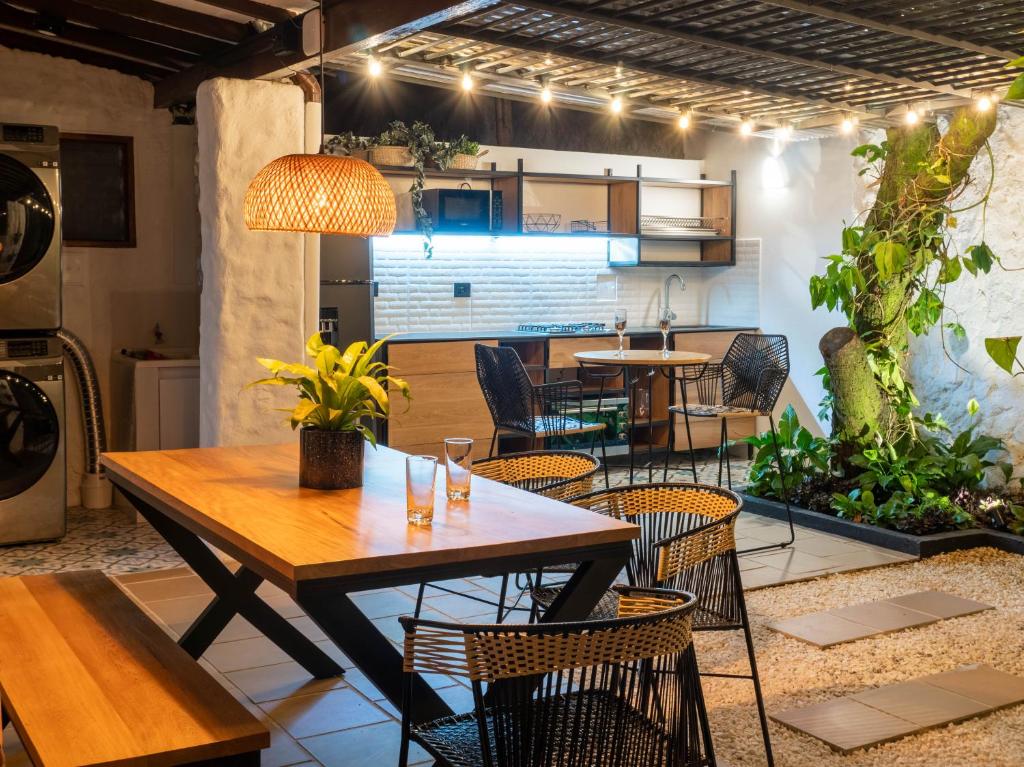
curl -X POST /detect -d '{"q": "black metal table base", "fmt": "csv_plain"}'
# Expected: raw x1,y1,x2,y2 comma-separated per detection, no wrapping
125,489,344,679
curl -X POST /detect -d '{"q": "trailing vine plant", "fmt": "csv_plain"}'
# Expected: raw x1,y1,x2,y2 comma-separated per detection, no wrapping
809,104,998,466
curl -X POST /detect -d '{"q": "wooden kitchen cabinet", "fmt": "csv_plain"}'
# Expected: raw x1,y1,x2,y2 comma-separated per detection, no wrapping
672,330,760,451
385,340,496,459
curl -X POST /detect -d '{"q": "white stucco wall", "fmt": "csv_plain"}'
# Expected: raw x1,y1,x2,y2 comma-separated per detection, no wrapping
196,77,307,447
0,46,201,506
702,131,860,434
907,106,1024,466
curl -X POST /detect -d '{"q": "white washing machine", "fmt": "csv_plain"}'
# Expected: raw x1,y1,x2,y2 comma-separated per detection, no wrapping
0,335,65,544
0,123,61,331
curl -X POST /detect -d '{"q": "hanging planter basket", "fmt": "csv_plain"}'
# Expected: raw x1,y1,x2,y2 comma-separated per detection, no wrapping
369,145,414,167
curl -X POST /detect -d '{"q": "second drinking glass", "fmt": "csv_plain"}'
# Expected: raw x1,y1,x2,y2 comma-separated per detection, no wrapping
614,308,628,357
406,455,438,526
444,437,473,501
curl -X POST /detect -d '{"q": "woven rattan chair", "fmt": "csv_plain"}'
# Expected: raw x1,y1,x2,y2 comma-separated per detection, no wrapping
475,345,608,482
669,333,794,553
531,484,774,767
413,450,601,623
399,585,715,767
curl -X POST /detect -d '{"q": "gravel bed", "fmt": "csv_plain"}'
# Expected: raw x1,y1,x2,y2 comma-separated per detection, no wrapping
695,547,1024,766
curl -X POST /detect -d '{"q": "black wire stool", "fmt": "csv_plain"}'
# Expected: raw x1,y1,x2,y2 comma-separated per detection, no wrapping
668,333,794,554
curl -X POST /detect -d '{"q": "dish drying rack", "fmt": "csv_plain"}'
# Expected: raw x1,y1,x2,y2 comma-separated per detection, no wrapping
640,215,725,236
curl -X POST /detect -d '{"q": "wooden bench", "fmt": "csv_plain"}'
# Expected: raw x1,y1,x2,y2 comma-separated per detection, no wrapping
0,571,269,766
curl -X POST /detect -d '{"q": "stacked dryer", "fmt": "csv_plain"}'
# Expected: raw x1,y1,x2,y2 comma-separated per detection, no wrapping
0,123,66,543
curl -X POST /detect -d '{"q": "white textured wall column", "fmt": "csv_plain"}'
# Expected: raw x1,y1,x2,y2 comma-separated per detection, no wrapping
197,77,306,447
303,98,321,339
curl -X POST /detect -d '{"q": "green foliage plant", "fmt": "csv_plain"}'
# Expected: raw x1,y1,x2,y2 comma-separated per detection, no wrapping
250,333,410,445
744,405,833,499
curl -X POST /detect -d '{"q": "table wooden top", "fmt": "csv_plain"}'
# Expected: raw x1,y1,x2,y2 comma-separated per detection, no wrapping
0,571,268,767
574,349,712,366
101,443,638,588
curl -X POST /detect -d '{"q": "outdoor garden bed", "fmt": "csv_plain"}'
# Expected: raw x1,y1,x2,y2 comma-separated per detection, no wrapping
741,493,1024,557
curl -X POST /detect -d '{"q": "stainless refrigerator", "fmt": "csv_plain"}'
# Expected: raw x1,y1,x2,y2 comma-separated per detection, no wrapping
319,235,374,350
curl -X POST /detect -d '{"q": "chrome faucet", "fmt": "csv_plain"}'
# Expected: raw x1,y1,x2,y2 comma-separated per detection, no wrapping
662,273,686,321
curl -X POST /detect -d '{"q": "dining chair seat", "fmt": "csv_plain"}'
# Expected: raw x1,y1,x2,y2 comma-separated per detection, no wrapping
669,403,759,418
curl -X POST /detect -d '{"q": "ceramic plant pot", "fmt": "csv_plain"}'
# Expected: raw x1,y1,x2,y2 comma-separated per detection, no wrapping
299,428,364,489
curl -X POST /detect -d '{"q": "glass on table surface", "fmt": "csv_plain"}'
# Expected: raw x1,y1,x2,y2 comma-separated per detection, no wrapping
444,437,473,501
659,307,673,357
405,455,438,526
613,308,628,357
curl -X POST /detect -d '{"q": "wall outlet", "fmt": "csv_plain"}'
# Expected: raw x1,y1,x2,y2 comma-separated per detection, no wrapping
454,282,471,298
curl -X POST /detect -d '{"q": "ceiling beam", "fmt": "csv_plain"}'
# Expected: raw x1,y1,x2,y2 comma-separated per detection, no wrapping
191,0,294,25
437,20,888,122
0,3,190,69
152,0,498,108
73,0,251,43
754,0,1020,61
10,0,227,55
0,26,167,79
510,0,977,101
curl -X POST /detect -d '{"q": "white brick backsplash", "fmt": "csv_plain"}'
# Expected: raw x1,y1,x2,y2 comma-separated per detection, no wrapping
373,236,760,333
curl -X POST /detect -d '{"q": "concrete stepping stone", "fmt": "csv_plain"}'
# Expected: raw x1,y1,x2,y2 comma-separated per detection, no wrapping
768,590,991,647
771,664,1024,754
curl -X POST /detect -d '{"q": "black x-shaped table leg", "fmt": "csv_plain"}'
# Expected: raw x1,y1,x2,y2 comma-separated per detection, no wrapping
125,489,343,679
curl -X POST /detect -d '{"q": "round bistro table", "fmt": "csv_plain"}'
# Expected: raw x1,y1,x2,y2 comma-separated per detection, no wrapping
574,349,712,483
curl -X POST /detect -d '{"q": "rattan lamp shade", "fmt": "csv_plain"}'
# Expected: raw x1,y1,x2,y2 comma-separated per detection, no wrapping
243,153,397,236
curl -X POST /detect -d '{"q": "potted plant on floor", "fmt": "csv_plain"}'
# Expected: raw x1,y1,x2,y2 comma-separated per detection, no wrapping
250,333,411,489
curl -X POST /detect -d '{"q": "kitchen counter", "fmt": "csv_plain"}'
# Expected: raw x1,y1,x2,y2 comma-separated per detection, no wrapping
378,325,757,343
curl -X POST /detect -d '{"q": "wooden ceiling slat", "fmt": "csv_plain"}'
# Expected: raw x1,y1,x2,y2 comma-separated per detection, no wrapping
190,0,294,25
0,3,189,69
0,25,167,78
10,0,226,54
74,0,252,43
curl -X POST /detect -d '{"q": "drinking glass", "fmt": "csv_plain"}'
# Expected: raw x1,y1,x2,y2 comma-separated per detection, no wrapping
659,307,673,357
614,308,628,357
406,455,438,526
444,437,474,501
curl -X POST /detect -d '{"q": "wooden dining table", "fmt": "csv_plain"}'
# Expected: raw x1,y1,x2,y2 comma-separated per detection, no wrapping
101,443,638,724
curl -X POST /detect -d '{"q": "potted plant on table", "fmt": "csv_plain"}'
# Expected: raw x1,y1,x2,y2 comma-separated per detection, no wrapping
250,333,410,490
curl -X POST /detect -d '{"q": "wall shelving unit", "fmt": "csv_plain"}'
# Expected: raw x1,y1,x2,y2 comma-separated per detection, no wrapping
374,161,737,267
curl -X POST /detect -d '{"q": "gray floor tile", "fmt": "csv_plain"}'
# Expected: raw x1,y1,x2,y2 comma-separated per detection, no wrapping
887,590,992,620
261,688,390,740
919,664,1024,708
771,697,918,753
851,680,989,727
301,720,432,767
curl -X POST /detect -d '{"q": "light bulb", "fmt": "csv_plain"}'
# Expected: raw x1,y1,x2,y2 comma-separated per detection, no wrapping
677,113,690,130
540,86,552,103
976,95,992,111
367,56,382,78
778,124,793,140
610,96,622,114
461,71,473,91
840,116,855,134
905,108,919,125
739,120,753,136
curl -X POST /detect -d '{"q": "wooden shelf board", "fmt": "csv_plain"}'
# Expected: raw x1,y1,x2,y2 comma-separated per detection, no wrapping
374,165,517,179
640,177,732,189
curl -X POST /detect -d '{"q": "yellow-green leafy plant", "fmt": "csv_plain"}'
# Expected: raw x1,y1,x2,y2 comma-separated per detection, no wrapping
250,333,410,445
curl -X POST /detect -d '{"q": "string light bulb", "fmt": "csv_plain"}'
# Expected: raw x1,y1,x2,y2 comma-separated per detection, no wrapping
366,55,382,78
461,70,474,91
840,115,857,134
677,112,691,130
610,96,623,114
540,84,552,104
976,93,992,111
778,124,793,140
905,106,919,125
739,119,753,136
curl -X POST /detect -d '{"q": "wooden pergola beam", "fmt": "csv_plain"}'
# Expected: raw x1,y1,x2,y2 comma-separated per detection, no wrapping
511,0,978,102
73,0,251,43
755,0,1020,61
192,0,294,25
0,26,167,79
152,0,497,108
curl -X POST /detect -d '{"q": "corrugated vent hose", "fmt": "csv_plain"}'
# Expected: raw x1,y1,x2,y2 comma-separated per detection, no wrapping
56,328,112,509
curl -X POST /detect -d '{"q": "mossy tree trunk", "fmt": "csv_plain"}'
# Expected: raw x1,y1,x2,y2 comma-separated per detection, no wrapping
822,106,997,461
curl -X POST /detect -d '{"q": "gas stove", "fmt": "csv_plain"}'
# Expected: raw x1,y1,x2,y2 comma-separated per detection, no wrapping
517,322,607,334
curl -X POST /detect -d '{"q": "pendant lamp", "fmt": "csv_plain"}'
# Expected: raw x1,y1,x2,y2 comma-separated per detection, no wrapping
243,2,396,236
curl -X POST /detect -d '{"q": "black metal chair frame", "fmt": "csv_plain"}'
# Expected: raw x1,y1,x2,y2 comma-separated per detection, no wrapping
475,344,610,487
530,483,775,767
399,585,716,767
669,333,794,554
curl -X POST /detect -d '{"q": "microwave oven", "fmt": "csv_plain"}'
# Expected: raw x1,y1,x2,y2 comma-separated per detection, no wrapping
421,188,501,232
